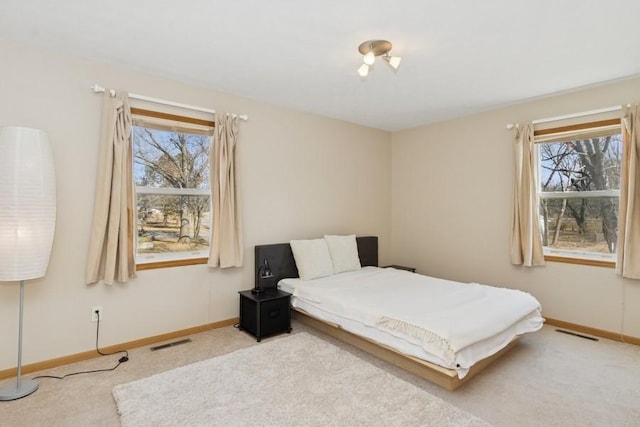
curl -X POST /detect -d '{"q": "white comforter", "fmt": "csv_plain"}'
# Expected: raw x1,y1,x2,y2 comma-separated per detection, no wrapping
280,267,543,368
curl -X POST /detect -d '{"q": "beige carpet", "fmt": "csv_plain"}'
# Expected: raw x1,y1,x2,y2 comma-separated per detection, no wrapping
112,332,489,426
1,324,639,426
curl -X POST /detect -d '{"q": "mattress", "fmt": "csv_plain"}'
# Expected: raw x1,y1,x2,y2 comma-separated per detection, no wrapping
279,267,543,378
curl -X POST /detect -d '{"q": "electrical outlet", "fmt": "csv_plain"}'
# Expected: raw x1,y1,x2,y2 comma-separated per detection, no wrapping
91,306,103,322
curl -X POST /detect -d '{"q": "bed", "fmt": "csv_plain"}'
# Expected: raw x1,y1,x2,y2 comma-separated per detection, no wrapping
254,236,543,390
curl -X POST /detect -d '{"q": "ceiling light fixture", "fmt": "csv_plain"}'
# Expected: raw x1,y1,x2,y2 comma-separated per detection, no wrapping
357,40,402,77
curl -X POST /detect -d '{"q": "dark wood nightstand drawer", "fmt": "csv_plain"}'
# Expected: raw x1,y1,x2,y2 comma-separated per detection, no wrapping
239,289,291,342
258,299,290,337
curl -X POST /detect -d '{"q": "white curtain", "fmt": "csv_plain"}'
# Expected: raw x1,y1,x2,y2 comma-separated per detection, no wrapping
617,105,640,278
85,92,136,284
510,123,545,266
208,112,243,268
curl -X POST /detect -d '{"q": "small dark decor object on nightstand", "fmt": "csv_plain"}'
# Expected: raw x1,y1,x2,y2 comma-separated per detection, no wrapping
252,259,274,294
383,264,416,273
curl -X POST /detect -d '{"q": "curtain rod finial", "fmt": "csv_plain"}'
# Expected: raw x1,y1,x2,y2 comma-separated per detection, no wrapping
90,84,115,97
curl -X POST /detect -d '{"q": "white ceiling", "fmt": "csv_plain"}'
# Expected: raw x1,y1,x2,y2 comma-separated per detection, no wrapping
1,0,640,131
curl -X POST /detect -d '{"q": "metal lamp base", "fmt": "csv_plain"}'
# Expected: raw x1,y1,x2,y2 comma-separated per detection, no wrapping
0,378,38,401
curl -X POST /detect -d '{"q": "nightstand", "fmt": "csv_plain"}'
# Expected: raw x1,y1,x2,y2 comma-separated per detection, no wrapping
238,289,292,342
383,264,416,273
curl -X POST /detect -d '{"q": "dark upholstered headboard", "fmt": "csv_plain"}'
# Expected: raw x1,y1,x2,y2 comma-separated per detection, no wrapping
254,236,378,288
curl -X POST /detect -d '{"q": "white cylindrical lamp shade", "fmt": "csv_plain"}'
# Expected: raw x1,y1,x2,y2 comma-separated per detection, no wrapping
0,127,56,281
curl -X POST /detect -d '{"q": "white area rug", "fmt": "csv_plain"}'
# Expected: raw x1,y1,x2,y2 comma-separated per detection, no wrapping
112,332,490,426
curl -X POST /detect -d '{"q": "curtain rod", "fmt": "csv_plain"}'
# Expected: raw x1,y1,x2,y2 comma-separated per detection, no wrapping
90,84,248,121
506,104,627,130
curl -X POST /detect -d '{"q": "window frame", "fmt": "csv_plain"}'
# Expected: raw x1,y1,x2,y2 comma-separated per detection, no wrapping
534,118,621,268
131,107,214,270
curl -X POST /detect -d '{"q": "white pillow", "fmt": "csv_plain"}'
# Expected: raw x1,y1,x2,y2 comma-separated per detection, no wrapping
324,234,361,274
290,238,335,281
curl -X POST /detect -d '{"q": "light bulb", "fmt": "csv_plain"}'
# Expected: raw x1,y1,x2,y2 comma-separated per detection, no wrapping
384,55,402,70
357,63,369,77
363,51,376,66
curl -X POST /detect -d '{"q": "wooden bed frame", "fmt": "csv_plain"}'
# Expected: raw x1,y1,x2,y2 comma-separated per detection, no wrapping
254,236,518,391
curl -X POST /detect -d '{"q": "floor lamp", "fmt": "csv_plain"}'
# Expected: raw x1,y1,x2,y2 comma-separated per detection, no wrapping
0,126,56,401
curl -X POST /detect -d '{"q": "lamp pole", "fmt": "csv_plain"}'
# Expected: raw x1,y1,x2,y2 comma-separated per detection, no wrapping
0,281,39,400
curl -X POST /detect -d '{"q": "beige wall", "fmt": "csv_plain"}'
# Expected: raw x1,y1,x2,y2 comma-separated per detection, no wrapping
0,39,391,369
391,76,640,338
2,35,638,371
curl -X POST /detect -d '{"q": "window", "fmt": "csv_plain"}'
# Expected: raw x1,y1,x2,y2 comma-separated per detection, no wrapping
536,119,622,265
132,108,214,267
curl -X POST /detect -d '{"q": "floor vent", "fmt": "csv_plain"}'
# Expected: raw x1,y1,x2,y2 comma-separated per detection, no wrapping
150,338,192,351
555,329,599,341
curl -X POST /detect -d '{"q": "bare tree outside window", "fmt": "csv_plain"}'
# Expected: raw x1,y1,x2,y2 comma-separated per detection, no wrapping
133,125,211,260
538,130,621,256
